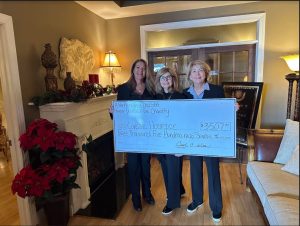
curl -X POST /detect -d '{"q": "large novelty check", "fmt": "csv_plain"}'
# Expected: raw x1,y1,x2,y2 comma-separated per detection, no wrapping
113,99,236,158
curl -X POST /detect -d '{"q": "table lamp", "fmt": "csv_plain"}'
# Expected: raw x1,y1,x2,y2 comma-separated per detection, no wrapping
102,51,121,87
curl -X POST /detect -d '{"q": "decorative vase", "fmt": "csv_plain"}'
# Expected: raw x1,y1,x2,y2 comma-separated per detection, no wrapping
41,43,58,91
64,72,76,92
43,192,70,226
41,43,57,69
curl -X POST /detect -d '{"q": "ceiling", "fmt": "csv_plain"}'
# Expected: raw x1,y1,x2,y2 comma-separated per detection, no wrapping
76,1,256,19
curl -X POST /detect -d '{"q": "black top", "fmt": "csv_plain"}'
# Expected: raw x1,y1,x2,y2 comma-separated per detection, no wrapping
182,83,225,99
110,82,154,119
155,91,187,100
117,82,154,100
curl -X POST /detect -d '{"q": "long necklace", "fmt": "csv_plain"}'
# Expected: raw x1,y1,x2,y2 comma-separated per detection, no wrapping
135,85,144,95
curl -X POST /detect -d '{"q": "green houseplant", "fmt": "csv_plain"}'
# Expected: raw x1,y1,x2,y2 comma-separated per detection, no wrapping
11,118,82,225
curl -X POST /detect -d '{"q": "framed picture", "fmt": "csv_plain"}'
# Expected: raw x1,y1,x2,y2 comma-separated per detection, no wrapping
222,82,263,129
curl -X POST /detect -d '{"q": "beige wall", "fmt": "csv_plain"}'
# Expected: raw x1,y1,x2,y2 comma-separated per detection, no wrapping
107,1,299,128
0,1,107,125
147,22,257,48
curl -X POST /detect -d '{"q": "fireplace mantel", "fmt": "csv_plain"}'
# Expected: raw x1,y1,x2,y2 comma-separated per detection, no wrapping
39,94,124,215
39,95,116,138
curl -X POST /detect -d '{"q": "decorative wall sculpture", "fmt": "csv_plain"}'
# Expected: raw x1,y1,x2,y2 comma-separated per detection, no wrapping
59,37,95,82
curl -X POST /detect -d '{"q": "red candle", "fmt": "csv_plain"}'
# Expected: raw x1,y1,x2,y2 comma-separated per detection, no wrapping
89,74,99,84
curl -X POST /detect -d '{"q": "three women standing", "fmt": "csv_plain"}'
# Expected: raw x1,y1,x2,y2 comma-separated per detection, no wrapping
112,58,225,223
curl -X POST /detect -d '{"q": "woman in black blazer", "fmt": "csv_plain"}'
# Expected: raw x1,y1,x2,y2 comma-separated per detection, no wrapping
154,67,186,215
183,60,224,223
116,59,156,212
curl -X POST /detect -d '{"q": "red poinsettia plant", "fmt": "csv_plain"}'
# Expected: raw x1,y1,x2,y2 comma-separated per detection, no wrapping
11,118,81,204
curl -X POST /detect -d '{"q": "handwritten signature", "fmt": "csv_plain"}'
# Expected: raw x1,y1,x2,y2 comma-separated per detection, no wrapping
176,141,208,149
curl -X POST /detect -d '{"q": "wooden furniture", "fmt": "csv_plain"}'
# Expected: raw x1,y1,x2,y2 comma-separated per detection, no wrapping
0,126,10,161
247,129,284,162
285,73,299,121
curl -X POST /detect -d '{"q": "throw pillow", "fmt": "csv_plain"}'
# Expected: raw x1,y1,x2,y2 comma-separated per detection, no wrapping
281,145,299,176
274,119,299,164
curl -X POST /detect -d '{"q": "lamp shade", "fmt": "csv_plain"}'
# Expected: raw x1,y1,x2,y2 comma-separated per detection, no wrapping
281,54,299,73
102,51,121,68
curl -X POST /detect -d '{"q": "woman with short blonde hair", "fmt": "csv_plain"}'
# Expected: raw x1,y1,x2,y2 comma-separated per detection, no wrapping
183,59,225,223
186,59,211,84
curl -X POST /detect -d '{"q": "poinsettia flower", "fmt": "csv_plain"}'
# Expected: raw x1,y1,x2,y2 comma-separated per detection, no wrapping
11,165,51,198
19,133,34,151
55,132,77,151
29,177,51,197
34,130,56,152
61,157,77,169
44,162,69,183
13,118,81,201
27,119,57,137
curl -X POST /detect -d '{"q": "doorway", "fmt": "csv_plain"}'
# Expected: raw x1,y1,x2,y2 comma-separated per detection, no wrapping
148,43,256,89
141,13,265,129
140,13,266,83
0,12,36,225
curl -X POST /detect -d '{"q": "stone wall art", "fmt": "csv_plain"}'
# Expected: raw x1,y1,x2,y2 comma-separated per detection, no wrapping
59,37,95,82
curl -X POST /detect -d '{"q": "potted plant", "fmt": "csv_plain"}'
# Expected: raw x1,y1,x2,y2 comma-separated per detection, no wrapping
11,118,82,226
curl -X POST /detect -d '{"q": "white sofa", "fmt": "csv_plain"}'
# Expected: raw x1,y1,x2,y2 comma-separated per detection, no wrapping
246,128,299,225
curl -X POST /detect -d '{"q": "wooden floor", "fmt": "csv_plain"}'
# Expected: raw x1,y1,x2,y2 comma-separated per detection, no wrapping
0,155,264,225
0,156,20,225
70,157,264,226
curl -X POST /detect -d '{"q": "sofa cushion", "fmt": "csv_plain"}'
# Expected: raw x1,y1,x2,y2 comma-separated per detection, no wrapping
282,145,299,176
247,161,299,206
264,195,299,225
274,119,299,164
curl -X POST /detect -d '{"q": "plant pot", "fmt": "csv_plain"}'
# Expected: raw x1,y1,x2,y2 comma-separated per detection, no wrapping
43,192,70,226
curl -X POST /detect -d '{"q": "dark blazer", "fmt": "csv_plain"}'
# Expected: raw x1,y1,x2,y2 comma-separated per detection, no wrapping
110,82,154,119
117,82,154,100
183,83,225,99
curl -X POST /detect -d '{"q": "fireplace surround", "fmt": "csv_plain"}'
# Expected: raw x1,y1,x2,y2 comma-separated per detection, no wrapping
86,131,115,193
39,94,126,215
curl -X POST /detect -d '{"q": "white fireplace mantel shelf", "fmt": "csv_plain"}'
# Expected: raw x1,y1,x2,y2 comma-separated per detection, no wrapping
39,94,116,139
39,94,125,216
